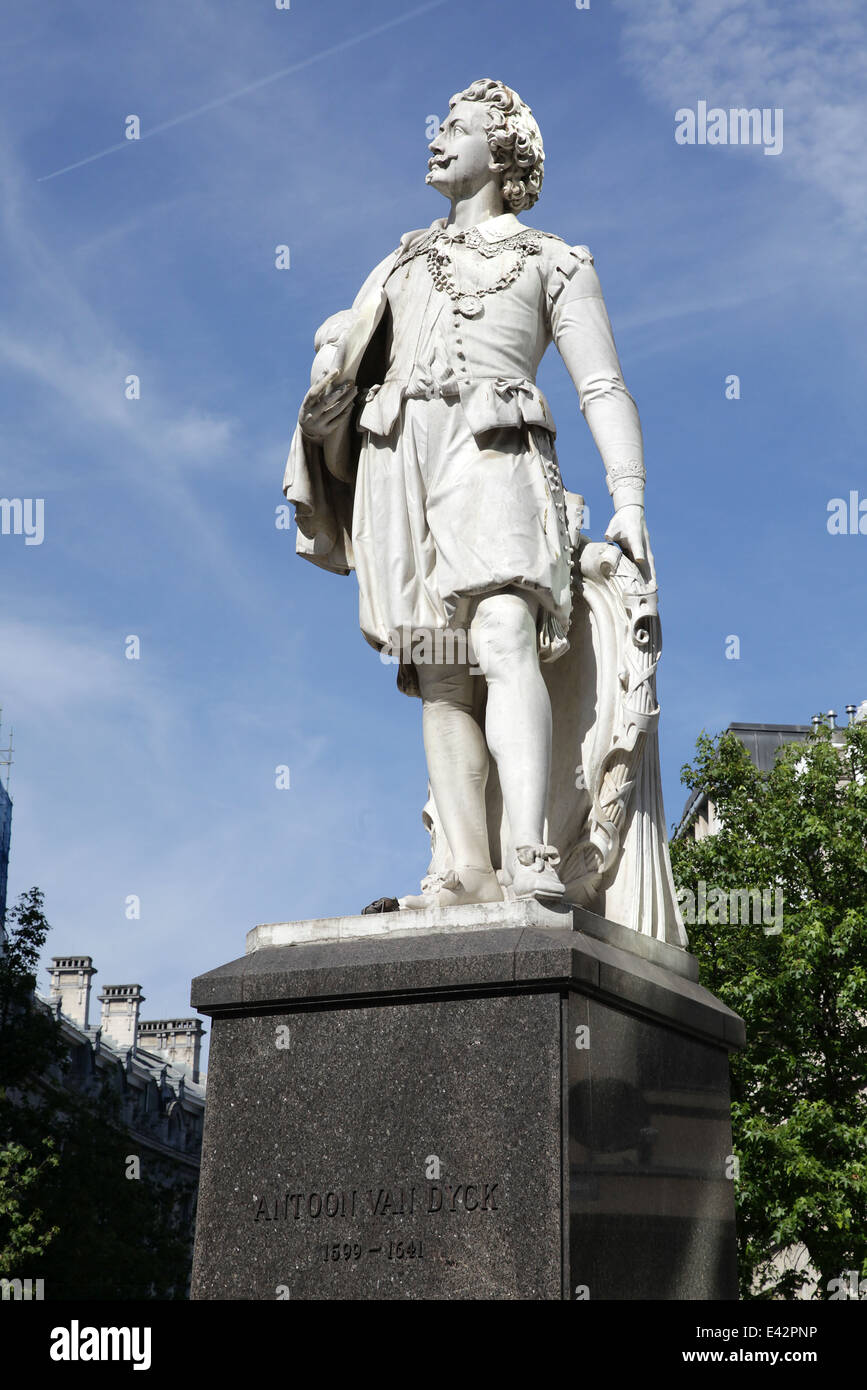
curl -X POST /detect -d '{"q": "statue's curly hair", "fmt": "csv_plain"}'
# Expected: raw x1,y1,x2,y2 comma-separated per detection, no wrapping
449,78,544,213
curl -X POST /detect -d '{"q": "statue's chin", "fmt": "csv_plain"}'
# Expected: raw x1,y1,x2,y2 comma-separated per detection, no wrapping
426,169,451,195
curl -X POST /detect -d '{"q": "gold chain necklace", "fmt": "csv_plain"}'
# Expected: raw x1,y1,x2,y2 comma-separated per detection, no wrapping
394,226,545,318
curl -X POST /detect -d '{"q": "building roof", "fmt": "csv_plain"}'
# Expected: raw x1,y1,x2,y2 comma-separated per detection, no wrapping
725,722,814,772
38,991,207,1100
678,720,813,830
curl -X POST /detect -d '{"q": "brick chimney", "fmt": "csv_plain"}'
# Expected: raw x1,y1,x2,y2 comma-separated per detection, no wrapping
138,1018,205,1083
49,956,97,1028
97,983,144,1051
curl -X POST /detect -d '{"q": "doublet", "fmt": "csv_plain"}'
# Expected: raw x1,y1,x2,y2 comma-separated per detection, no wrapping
355,216,633,444
284,212,644,674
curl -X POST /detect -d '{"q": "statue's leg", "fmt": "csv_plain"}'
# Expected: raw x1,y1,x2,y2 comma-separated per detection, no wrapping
469,589,565,899
404,659,503,906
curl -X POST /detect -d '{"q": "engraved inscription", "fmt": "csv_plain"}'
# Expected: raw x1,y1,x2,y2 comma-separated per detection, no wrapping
254,1177,500,1277
320,1239,424,1263
253,1181,499,1223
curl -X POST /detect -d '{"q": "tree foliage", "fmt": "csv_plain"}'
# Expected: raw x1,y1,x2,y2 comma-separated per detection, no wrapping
0,1139,59,1268
670,722,867,1299
0,888,196,1298
0,887,67,1088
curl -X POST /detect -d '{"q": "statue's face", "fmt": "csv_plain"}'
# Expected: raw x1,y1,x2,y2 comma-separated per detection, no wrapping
426,100,500,202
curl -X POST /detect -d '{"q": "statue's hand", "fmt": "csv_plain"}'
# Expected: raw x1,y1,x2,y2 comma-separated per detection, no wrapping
605,504,655,581
298,372,356,442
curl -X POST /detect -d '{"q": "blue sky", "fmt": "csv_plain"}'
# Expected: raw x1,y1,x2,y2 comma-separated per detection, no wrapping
1,0,865,1062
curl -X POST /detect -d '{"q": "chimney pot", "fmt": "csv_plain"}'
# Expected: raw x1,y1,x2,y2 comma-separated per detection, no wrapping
49,956,97,1029
137,1017,205,1083
97,983,145,1051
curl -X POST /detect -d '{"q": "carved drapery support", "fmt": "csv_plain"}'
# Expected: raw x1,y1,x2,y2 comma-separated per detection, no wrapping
571,540,660,883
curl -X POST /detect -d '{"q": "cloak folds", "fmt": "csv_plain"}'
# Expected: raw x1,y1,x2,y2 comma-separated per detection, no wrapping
283,246,397,575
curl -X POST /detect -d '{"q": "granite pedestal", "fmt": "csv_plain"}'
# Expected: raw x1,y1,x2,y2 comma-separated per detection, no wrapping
190,901,744,1300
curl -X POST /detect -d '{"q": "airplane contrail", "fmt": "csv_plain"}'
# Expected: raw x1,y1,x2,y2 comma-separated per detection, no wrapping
37,0,449,182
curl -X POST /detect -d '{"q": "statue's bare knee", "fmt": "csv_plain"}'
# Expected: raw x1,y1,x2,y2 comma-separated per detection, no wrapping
469,589,540,678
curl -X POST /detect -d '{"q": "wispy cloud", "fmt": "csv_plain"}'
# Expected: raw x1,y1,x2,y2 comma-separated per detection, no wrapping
613,0,867,230
0,138,271,616
36,0,450,182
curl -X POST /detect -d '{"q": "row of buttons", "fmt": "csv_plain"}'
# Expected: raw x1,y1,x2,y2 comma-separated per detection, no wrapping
453,306,469,377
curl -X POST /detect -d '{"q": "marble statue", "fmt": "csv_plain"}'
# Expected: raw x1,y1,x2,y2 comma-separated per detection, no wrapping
284,79,686,946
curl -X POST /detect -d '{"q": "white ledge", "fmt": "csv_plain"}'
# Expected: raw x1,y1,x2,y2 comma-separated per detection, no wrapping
246,897,573,953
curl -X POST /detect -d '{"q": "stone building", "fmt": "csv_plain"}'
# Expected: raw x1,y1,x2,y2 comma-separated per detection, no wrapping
41,955,206,1240
677,702,867,840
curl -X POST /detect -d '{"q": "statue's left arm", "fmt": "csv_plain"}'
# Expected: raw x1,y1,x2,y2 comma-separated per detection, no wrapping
547,245,652,576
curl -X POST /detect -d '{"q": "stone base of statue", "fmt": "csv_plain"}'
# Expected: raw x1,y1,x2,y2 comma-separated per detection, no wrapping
190,901,744,1301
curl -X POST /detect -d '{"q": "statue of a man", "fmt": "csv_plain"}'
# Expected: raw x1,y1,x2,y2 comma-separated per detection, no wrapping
285,79,654,912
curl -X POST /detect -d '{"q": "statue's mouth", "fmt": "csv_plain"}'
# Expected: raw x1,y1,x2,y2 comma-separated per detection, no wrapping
427,154,455,172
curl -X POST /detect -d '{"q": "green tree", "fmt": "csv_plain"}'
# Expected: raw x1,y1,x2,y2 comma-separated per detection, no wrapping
0,888,196,1297
0,887,67,1087
0,887,66,1269
0,1140,59,1268
670,721,867,1299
